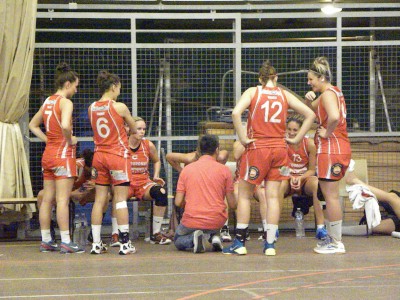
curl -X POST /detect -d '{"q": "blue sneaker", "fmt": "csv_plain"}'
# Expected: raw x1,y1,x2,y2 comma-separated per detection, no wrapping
40,240,59,252
222,238,247,255
316,227,328,240
60,242,85,254
263,242,276,256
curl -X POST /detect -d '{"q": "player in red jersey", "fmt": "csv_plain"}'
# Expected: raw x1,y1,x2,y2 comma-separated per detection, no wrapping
279,116,327,239
29,62,83,253
304,56,352,254
224,60,315,256
109,117,172,246
88,70,137,255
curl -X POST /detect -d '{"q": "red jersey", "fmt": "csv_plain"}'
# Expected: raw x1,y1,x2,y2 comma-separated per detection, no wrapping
315,86,351,154
129,139,151,182
89,100,130,158
247,85,289,149
42,94,76,159
288,137,310,176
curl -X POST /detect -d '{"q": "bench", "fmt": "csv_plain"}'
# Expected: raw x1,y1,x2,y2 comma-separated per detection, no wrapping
0,197,37,239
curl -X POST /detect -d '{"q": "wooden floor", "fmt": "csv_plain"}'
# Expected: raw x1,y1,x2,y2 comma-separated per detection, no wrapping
1,232,399,300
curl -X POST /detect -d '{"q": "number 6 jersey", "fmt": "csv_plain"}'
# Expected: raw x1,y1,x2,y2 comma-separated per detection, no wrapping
89,99,130,158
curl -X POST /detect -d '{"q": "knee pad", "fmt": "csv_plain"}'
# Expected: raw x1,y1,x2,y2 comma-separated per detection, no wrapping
389,215,400,232
150,185,168,207
115,200,127,210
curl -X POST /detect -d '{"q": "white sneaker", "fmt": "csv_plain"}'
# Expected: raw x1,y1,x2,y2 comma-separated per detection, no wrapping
220,226,232,242
314,239,346,254
119,240,136,255
211,235,223,252
90,241,108,254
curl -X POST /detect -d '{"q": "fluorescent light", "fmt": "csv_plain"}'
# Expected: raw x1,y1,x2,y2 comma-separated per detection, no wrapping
321,4,342,15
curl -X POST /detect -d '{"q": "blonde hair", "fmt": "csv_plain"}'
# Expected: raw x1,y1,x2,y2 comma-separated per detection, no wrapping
133,116,144,122
258,60,277,84
309,56,332,82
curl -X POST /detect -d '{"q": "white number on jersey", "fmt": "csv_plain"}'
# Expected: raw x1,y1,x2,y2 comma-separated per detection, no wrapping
44,110,52,131
261,100,282,123
96,117,110,138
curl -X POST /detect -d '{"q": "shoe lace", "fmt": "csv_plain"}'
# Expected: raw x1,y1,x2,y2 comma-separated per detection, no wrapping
318,235,332,247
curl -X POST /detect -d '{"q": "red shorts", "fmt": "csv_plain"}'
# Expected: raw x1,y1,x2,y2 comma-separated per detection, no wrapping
239,147,289,185
316,153,351,180
91,152,131,186
42,156,77,180
128,178,157,200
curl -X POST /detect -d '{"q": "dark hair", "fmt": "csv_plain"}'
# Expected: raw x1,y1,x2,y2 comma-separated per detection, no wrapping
97,70,121,95
309,56,332,82
81,148,94,168
287,114,304,127
198,134,219,156
55,62,78,89
259,60,277,84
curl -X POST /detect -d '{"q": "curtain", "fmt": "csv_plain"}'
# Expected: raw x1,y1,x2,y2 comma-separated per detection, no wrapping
0,0,37,215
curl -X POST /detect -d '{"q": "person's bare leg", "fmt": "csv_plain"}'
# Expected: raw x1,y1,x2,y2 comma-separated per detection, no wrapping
39,181,55,241
55,178,75,244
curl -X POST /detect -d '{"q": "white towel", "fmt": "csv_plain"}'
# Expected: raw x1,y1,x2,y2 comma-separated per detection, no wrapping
346,184,381,229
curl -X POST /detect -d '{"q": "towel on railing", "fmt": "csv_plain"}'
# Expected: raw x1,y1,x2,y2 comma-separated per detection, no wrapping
346,184,381,229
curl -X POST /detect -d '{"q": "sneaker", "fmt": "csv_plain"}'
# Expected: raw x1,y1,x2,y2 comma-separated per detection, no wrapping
316,235,332,248
150,232,172,245
222,238,247,255
314,237,346,254
110,233,121,247
60,242,85,254
316,227,328,240
119,240,136,255
40,240,59,252
263,242,276,256
90,241,108,254
220,226,232,242
193,230,205,253
211,235,223,252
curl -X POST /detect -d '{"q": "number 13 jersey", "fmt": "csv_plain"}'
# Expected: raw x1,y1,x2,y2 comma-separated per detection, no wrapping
247,85,289,149
89,99,130,158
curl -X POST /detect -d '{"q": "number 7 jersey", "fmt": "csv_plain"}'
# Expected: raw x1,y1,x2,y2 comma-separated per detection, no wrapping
247,85,289,149
89,99,130,158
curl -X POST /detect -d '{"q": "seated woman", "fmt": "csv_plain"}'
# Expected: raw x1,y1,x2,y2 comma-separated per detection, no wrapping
110,117,171,246
343,160,400,236
279,116,327,239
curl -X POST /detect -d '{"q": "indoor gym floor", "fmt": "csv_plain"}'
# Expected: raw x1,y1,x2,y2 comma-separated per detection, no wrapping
1,232,399,299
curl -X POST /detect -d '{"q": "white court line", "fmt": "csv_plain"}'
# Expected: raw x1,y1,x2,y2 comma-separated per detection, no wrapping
1,267,400,282
0,289,202,299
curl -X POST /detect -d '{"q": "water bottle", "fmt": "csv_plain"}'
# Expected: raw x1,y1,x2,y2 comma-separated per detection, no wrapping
79,213,88,247
73,213,82,244
294,208,305,238
144,208,151,242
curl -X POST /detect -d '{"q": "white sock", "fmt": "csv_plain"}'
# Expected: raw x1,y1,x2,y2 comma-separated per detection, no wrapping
266,224,278,244
329,220,343,241
41,229,52,243
262,219,268,232
111,217,118,235
236,223,248,229
60,230,71,244
153,216,163,234
118,224,129,234
317,224,325,229
91,225,102,244
224,219,229,227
